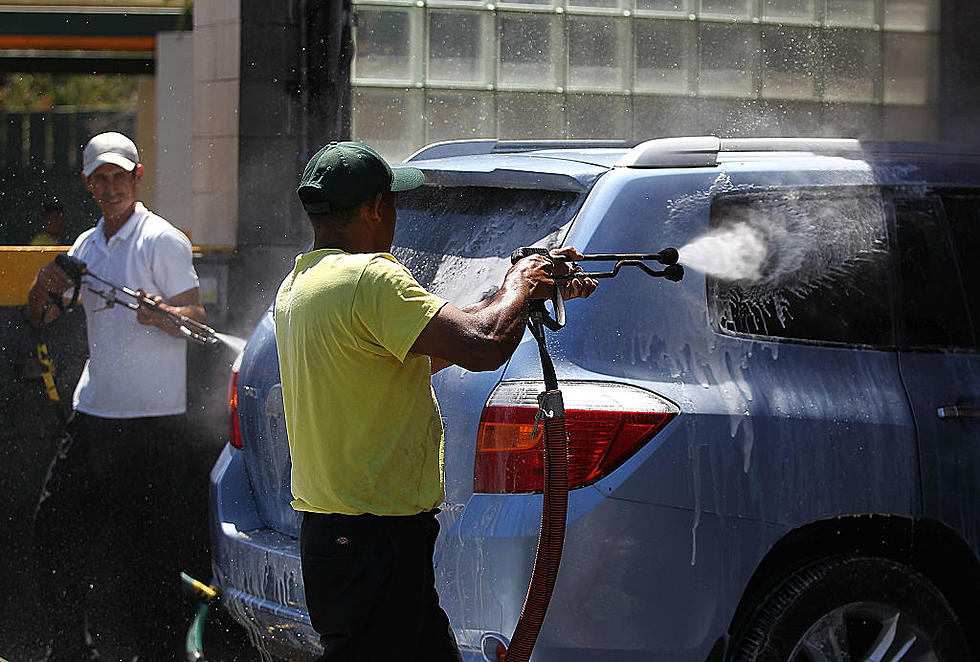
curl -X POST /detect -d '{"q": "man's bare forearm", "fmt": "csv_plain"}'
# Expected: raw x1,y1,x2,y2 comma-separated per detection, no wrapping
464,283,531,366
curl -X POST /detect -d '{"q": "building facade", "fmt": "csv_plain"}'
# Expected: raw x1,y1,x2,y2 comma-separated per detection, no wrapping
349,0,951,160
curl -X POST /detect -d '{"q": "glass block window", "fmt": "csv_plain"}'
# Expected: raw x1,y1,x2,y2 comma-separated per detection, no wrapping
824,102,882,136
497,92,564,138
884,33,939,105
824,0,877,27
822,29,879,103
353,7,421,84
698,98,768,137
882,105,937,140
348,0,941,160
498,13,562,89
567,16,628,91
497,0,556,7
567,0,624,9
565,94,631,138
352,87,424,161
699,23,759,98
428,10,492,85
761,26,819,100
700,0,755,21
635,0,691,14
426,91,495,143
884,0,940,31
632,94,698,137
763,0,817,24
757,100,823,135
634,18,694,94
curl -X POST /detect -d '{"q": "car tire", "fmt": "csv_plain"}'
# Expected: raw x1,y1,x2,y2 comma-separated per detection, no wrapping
729,555,969,662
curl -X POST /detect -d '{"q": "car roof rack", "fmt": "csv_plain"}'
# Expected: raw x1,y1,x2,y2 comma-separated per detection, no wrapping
406,138,637,162
617,136,980,168
406,136,980,167
616,137,868,168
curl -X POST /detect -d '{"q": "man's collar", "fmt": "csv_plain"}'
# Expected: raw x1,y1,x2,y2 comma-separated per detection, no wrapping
99,202,146,244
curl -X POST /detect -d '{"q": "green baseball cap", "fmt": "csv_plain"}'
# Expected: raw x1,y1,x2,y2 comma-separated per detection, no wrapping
297,141,425,214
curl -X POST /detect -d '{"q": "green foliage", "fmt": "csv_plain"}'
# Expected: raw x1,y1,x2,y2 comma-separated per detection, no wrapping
0,73,140,111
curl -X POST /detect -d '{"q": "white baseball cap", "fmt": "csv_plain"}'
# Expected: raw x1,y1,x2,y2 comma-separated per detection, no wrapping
82,132,140,177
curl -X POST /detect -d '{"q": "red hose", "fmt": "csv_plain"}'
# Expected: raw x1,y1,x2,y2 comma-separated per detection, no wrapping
502,390,569,662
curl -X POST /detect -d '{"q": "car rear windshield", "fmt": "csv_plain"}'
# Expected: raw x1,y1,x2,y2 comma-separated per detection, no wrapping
707,187,892,348
392,185,582,305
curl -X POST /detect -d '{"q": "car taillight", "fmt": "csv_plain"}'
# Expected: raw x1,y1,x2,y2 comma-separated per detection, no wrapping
474,381,679,494
228,353,244,449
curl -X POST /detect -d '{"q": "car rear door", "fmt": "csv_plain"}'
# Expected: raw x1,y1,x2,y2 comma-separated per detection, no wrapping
893,189,980,550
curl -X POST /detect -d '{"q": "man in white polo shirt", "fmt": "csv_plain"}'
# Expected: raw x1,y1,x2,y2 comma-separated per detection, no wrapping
26,131,205,661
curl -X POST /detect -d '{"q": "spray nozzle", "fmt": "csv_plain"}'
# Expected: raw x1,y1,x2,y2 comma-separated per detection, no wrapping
656,247,679,265
663,263,684,281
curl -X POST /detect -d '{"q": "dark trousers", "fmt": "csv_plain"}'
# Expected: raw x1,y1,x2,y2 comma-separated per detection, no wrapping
34,411,186,662
301,509,463,662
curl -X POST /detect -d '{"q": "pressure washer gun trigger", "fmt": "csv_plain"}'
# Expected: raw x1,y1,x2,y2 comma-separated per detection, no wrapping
512,248,567,331
53,253,88,312
87,287,124,313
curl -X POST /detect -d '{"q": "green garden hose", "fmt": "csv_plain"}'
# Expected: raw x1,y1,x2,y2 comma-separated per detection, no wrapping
181,572,219,662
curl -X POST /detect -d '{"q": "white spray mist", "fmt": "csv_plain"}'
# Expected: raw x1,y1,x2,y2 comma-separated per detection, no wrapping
678,223,768,282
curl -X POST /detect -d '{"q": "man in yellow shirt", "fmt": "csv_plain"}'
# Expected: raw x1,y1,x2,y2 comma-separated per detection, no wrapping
275,141,596,661
28,201,68,245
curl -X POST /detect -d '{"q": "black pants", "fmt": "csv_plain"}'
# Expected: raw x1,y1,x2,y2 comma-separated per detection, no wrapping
34,411,186,662
301,509,463,662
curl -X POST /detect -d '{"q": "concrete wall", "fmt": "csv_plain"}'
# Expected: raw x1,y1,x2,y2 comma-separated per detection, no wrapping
191,0,240,249
155,30,195,234
191,0,352,336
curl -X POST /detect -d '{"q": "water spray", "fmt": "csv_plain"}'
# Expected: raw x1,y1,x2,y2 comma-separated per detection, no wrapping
55,253,225,347
500,246,683,662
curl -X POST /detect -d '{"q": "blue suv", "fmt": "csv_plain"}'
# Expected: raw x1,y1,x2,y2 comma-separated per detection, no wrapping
208,137,980,661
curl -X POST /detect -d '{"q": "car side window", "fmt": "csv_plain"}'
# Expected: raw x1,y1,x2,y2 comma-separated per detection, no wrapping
707,188,892,347
940,193,980,350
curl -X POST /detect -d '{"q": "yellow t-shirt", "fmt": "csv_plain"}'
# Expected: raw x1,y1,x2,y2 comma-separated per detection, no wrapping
29,231,63,246
274,249,448,516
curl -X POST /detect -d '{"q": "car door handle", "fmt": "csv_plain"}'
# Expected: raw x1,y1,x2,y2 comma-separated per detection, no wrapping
937,405,980,419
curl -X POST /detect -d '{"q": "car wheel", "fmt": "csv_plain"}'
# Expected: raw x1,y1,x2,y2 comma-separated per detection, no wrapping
729,555,969,662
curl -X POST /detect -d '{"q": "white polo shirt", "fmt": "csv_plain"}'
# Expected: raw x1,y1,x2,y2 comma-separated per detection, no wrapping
67,202,200,418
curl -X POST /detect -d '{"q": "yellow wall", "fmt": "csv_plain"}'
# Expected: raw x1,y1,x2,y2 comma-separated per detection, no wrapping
0,247,67,307
0,244,229,307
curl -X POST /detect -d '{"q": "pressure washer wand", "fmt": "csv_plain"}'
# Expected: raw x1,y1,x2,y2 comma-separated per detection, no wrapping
510,246,684,282
55,254,220,346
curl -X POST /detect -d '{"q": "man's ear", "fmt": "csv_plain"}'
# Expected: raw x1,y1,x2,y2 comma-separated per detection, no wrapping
80,171,92,190
134,164,144,181
367,193,384,222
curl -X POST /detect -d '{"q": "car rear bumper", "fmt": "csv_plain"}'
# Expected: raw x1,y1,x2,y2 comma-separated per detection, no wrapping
210,445,320,658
